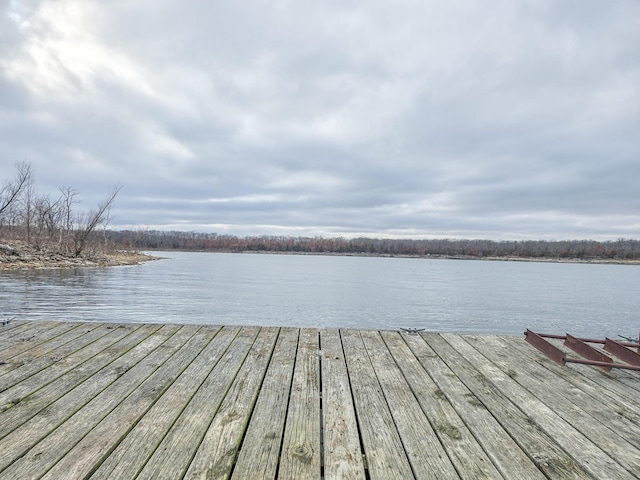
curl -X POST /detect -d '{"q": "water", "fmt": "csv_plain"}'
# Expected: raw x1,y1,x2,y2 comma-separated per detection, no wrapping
1,251,638,338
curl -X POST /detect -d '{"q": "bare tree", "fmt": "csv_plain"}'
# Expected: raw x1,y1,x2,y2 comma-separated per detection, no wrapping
73,185,122,257
21,173,36,243
58,187,79,253
1,165,126,258
0,161,34,219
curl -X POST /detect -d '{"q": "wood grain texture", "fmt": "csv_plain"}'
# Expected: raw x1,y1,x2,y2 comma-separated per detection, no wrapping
0,322,636,480
230,328,299,480
0,323,160,439
380,331,504,480
0,324,193,479
406,333,549,480
360,330,459,479
278,328,322,480
340,329,415,480
129,327,256,480
185,327,279,480
320,329,366,480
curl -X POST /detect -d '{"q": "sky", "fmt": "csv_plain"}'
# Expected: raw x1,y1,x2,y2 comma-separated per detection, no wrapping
1,0,639,240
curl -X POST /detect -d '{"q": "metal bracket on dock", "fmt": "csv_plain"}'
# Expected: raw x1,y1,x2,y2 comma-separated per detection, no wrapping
524,329,640,372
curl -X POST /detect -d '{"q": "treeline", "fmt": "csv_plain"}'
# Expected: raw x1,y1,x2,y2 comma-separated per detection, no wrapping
111,230,640,261
0,162,120,257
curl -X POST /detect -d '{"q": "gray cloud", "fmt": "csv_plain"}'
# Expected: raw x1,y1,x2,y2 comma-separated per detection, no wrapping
1,0,639,240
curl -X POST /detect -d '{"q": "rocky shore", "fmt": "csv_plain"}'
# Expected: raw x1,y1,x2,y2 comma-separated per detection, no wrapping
0,242,157,270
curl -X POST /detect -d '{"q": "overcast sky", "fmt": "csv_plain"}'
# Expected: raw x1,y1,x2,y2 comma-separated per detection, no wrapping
1,0,639,240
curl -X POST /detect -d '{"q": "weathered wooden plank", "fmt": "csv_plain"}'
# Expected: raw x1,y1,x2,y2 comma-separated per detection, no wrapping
0,322,77,352
0,324,122,390
0,321,57,348
320,329,366,480
45,325,232,480
134,327,260,480
0,324,199,479
0,323,178,472
0,320,28,336
0,323,91,378
184,327,280,480
0,326,132,404
230,328,299,480
0,321,80,356
340,329,415,480
361,330,459,479
0,323,157,439
380,331,504,480
404,333,547,480
435,333,637,480
278,328,322,480
609,369,640,392
464,334,640,451
0,322,105,380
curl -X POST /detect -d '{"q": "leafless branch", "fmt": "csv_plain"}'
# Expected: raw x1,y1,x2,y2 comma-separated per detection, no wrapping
0,161,34,217
73,185,122,256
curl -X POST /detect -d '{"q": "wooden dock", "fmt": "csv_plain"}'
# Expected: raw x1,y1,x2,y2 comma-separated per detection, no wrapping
1,321,639,479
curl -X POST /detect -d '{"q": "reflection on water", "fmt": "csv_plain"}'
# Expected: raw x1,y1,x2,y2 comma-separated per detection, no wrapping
1,251,638,338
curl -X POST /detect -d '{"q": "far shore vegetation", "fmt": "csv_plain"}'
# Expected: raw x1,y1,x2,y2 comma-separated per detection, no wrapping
110,230,640,264
2,161,639,269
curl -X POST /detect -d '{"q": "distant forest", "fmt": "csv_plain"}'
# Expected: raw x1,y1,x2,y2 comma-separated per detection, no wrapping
110,230,640,261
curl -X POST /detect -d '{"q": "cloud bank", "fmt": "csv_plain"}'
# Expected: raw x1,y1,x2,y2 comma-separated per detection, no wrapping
1,0,639,239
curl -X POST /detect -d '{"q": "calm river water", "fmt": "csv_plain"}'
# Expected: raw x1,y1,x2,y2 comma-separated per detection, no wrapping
1,251,638,338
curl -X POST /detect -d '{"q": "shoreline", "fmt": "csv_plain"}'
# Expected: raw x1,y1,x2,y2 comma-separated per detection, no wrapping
0,242,158,271
2,240,639,270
